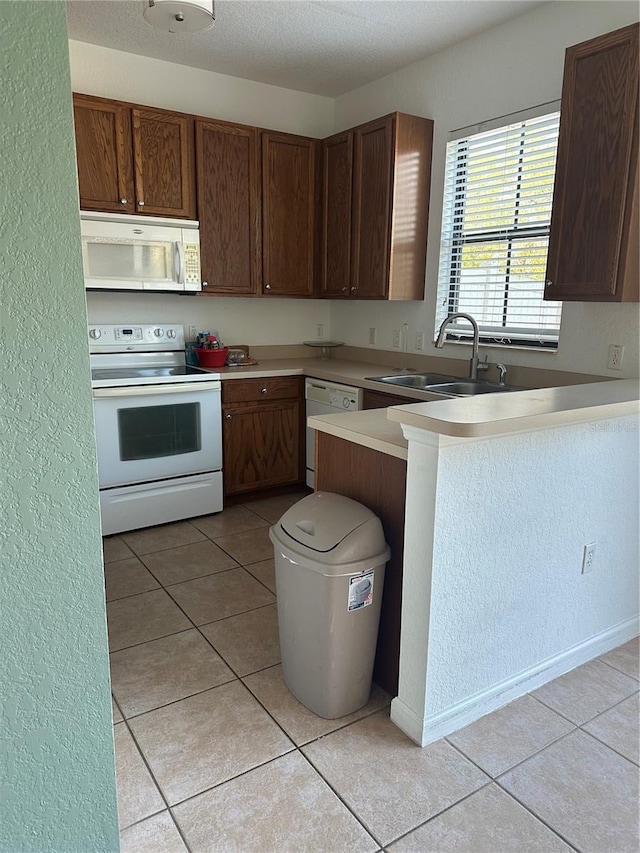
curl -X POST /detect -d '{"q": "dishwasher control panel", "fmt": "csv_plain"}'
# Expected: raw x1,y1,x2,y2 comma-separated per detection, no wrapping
305,379,363,411
329,391,359,410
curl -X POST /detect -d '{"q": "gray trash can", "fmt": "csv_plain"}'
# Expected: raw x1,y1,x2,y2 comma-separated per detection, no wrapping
269,491,390,719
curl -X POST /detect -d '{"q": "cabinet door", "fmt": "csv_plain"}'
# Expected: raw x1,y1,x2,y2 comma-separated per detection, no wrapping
223,400,301,494
132,108,196,219
73,95,134,213
351,116,394,299
196,119,260,295
320,132,353,297
545,24,639,302
262,133,316,296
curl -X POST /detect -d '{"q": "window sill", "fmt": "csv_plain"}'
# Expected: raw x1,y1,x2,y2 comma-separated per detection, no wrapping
437,338,558,355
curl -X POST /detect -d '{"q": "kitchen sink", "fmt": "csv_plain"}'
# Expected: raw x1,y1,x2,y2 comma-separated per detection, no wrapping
424,380,514,396
366,372,458,389
367,373,523,397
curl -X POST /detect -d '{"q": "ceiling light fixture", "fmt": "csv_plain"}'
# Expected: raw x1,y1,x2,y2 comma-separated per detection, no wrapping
143,0,215,33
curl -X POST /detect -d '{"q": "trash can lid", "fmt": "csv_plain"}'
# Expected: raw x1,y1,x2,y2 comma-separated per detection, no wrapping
277,491,386,557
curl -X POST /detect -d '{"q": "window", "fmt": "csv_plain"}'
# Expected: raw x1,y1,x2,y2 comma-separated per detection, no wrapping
436,105,562,349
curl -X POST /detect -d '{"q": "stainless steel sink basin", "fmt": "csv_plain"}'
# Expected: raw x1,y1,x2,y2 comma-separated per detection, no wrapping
366,373,524,397
425,380,514,397
366,372,457,389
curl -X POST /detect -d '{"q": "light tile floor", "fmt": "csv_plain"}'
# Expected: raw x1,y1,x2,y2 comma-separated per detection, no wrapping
104,492,640,852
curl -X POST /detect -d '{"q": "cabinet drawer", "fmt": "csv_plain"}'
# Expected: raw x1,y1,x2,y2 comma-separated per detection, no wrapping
222,376,302,403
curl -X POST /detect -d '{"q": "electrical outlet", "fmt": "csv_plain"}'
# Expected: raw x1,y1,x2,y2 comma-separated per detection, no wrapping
415,331,424,351
392,329,401,348
607,344,624,370
369,327,377,345
582,542,596,574
316,324,324,339
188,325,198,341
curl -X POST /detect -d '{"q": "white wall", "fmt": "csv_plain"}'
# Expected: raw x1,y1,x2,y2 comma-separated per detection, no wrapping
86,291,330,347
393,414,640,745
330,1,640,378
69,41,334,136
71,41,332,343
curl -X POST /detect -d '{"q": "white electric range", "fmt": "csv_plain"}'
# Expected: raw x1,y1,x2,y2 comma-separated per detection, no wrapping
90,323,223,535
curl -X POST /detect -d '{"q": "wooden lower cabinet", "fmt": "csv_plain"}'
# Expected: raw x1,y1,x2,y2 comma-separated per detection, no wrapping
222,377,304,496
363,388,422,409
315,431,407,696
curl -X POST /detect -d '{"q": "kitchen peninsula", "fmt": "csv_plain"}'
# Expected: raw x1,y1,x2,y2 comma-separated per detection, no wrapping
309,379,639,746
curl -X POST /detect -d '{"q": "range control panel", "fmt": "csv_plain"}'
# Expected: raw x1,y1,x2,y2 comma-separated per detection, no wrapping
88,324,185,352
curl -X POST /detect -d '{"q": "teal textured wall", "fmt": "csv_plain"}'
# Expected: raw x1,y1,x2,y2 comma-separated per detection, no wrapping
0,3,119,850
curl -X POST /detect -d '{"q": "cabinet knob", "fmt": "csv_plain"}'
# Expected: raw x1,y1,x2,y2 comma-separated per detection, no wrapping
119,198,128,205
260,387,267,394
545,279,552,288
138,200,145,207
350,286,357,292
225,413,232,420
202,281,208,288
342,286,348,292
265,284,271,291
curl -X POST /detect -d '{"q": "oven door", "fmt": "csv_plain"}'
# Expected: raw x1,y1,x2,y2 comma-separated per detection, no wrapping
93,381,221,489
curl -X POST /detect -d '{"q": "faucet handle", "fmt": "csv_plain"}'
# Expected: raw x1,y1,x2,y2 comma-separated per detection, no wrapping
476,354,489,372
496,363,508,385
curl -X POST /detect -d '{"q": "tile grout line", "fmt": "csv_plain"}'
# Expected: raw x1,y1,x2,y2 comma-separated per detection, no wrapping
531,685,639,729
118,715,193,853
109,588,278,655
493,777,583,853
445,735,581,852
107,556,275,603
374,779,496,850
596,652,640,682
295,748,385,848
117,679,239,723
577,726,640,768
444,716,578,780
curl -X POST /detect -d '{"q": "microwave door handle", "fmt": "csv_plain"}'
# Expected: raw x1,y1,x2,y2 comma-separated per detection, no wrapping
176,241,186,284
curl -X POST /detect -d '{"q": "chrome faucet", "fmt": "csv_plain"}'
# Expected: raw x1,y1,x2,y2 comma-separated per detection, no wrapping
435,312,489,380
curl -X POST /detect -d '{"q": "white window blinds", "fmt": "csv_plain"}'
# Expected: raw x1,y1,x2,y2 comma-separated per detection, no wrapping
436,107,562,348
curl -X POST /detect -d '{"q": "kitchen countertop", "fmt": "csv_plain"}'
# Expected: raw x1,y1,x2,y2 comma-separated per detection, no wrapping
308,410,409,460
387,378,640,438
209,357,639,454
215,356,449,402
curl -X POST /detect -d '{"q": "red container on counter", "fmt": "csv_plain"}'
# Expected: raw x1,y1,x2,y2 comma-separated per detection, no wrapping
195,347,228,367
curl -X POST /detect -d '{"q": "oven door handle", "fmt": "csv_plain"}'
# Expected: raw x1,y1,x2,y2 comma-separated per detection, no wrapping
93,381,221,398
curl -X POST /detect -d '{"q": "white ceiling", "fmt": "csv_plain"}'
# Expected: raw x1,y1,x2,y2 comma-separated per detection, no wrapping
66,0,544,98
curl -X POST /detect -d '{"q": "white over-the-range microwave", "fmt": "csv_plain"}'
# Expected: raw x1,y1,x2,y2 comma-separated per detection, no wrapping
80,211,202,293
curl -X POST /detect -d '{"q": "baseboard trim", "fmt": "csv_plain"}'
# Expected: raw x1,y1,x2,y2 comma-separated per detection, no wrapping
393,616,639,747
390,697,426,745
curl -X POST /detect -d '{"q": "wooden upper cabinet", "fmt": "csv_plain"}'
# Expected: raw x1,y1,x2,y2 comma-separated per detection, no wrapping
261,132,316,296
545,23,639,302
320,132,353,297
351,116,394,298
73,95,134,213
73,94,195,219
132,108,196,219
196,119,260,295
322,112,434,301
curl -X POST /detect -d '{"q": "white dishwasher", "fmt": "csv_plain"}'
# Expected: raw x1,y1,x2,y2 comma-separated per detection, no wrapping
305,378,363,488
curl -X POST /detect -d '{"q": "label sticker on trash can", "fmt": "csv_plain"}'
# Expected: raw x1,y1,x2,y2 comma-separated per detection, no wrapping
348,571,374,611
